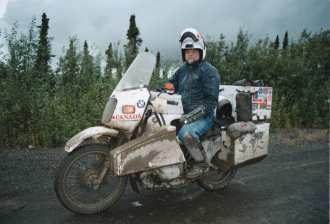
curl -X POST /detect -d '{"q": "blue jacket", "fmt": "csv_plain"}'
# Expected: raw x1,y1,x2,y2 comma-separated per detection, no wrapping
169,61,220,117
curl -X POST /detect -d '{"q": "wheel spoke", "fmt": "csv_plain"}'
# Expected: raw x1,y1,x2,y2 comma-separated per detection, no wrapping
63,151,116,204
55,145,128,214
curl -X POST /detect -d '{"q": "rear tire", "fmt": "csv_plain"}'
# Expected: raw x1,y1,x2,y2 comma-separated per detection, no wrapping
54,144,127,214
197,167,237,191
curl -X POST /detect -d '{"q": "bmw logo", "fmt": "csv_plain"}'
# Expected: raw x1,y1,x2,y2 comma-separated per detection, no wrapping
137,99,145,108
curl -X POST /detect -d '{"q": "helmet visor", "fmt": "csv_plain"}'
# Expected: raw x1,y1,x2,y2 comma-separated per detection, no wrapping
179,31,200,43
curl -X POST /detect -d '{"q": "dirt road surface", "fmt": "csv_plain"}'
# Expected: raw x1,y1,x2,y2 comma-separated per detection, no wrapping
0,141,328,224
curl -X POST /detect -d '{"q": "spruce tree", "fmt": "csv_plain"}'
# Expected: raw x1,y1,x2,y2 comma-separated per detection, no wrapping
32,13,53,146
80,40,95,88
112,42,123,81
93,52,102,80
156,51,160,69
116,61,123,81
104,42,114,82
34,13,53,85
150,51,161,89
283,31,289,49
55,38,81,140
274,35,279,49
124,15,142,69
233,29,249,81
155,51,161,78
61,38,80,90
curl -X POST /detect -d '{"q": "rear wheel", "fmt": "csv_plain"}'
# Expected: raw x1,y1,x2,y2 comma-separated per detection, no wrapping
197,167,237,191
54,144,127,214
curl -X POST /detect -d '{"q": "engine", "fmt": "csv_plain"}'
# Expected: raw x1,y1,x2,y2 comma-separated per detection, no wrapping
139,164,185,189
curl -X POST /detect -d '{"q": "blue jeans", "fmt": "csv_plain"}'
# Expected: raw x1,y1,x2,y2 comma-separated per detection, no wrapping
177,116,214,143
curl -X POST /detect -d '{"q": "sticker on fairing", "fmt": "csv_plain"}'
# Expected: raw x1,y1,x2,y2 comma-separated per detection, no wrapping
112,114,143,121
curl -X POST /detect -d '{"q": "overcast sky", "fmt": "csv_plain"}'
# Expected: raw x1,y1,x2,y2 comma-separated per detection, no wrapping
0,0,329,60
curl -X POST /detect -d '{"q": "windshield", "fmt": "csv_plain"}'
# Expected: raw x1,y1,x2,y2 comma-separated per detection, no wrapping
114,52,156,91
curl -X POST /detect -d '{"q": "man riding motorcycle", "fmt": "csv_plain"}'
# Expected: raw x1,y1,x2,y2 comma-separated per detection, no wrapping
166,28,220,178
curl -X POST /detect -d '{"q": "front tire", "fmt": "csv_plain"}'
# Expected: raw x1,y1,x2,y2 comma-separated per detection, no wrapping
54,144,127,214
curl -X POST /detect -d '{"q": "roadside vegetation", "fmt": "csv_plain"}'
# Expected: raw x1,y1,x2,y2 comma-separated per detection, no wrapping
0,13,328,148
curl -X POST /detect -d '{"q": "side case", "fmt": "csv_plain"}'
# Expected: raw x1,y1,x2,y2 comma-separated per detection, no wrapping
233,123,270,165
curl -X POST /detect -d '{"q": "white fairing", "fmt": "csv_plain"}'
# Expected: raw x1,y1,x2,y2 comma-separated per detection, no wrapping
150,92,184,115
108,88,150,132
102,52,156,133
144,92,184,131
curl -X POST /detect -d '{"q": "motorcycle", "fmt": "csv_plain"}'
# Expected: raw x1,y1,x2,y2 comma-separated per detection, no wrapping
54,52,272,215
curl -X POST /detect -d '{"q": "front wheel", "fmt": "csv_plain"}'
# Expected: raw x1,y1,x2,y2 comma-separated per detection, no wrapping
54,144,127,214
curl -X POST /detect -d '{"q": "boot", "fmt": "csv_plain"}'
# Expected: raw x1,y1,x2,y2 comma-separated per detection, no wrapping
186,162,209,179
183,134,208,179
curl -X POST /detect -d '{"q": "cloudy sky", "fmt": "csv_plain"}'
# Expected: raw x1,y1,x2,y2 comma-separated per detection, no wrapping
0,0,329,60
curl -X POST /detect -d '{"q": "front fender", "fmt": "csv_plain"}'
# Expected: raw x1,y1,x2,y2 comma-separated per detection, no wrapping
65,126,119,153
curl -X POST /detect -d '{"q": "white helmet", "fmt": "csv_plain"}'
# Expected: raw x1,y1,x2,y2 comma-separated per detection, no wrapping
179,28,206,62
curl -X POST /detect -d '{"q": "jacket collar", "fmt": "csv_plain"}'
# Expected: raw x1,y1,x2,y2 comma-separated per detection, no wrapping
185,59,204,68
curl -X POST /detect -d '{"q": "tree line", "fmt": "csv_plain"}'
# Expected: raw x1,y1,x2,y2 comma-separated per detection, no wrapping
0,13,164,148
0,13,329,148
206,29,329,129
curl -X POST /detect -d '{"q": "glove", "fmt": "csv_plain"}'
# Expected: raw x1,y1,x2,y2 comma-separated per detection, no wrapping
179,105,207,125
